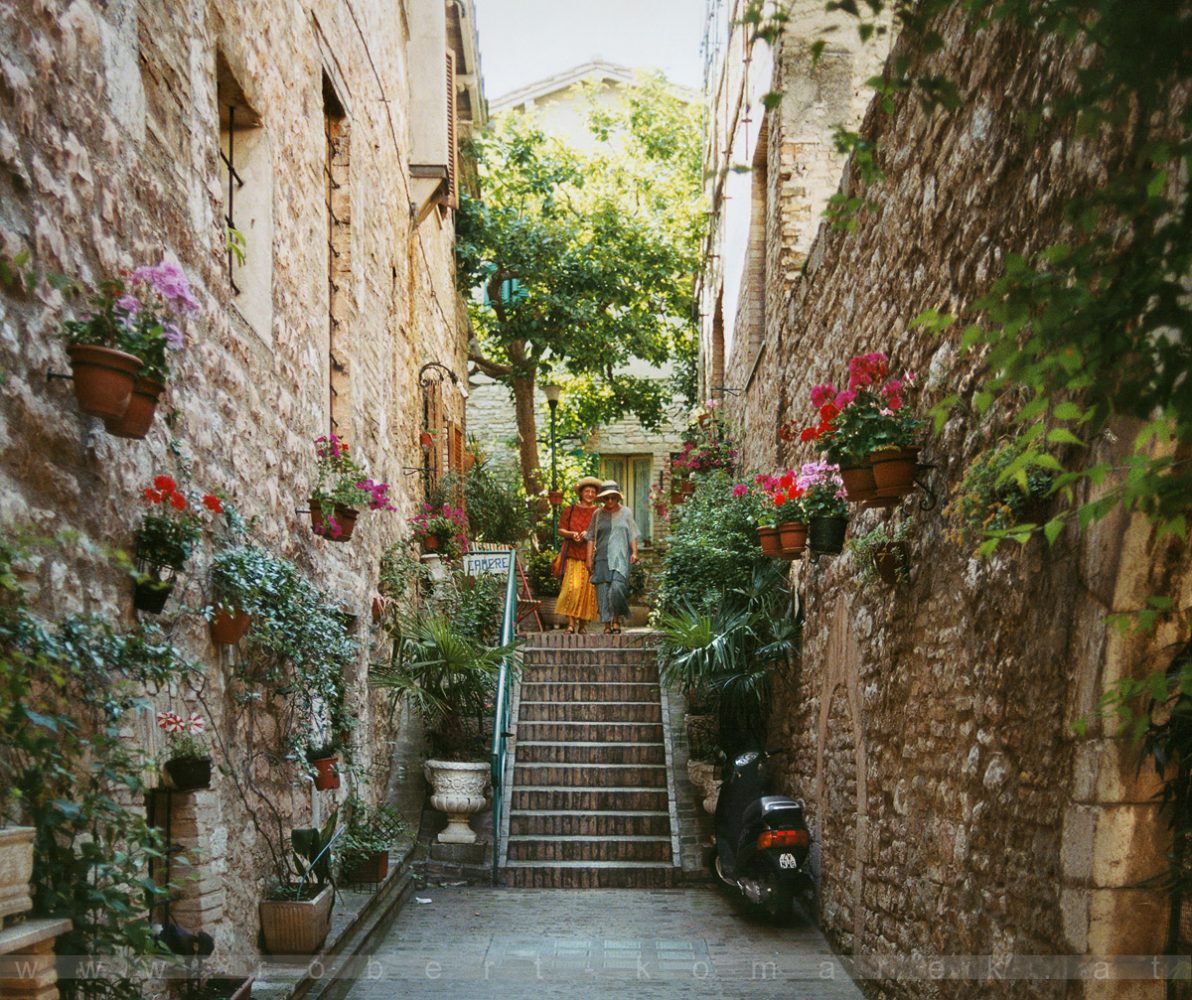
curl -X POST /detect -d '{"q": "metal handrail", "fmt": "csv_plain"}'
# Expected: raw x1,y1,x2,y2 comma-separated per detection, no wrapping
489,549,519,885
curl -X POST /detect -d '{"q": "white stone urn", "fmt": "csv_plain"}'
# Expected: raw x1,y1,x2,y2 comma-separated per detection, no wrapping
0,827,36,920
424,760,490,844
686,759,723,816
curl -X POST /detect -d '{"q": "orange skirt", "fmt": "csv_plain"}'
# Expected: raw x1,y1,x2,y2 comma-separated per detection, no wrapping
555,557,598,621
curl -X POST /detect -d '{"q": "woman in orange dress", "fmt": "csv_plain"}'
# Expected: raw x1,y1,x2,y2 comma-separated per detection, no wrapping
554,476,601,633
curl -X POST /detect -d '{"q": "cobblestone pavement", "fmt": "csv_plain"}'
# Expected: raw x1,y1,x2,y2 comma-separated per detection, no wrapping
342,885,865,999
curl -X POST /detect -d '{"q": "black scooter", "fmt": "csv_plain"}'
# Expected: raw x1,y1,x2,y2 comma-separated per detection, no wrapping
710,749,815,923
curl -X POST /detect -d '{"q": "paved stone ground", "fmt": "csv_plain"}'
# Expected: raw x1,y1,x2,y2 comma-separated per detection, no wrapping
342,885,865,999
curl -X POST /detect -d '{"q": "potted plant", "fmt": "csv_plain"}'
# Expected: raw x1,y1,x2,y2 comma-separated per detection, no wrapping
132,476,218,613
207,542,274,645
309,434,396,541
259,811,340,955
370,615,511,844
306,742,341,791
338,799,407,885
157,709,213,792
408,504,468,560
848,517,914,587
61,259,197,435
797,461,849,555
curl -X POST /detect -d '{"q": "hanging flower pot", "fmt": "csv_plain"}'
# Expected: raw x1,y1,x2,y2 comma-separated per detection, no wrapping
548,490,564,506
211,606,252,645
778,520,808,557
756,525,783,558
133,561,177,614
310,755,340,791
870,447,919,499
873,541,910,585
670,490,684,506
681,481,696,496
310,500,358,541
162,756,213,792
808,516,848,555
103,375,165,439
66,344,142,420
839,462,878,503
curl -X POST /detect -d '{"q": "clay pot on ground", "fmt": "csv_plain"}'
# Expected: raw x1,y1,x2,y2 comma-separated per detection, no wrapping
210,606,252,645
66,344,142,420
537,596,566,630
103,375,165,439
626,604,650,628
310,756,341,791
756,525,782,558
310,501,358,541
259,884,334,955
807,516,848,555
839,462,878,503
870,447,920,499
684,713,718,762
344,850,390,885
873,541,910,586
778,520,808,558
162,756,212,792
686,758,723,815
0,826,36,921
424,759,489,844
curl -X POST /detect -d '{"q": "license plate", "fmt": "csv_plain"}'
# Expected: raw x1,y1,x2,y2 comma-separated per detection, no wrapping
779,852,798,869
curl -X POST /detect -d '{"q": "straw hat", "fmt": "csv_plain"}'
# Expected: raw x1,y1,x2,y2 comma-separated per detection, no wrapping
574,476,602,494
596,480,623,500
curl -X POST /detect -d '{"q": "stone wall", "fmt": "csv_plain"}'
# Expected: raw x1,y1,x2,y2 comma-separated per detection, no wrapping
0,0,468,960
707,6,1186,999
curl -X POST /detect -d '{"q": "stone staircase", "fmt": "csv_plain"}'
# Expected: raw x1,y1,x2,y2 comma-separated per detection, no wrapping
501,631,681,887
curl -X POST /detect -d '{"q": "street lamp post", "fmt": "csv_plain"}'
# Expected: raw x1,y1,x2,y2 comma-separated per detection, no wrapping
543,382,562,543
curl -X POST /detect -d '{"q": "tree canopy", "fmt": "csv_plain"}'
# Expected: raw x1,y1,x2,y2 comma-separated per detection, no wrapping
456,74,703,492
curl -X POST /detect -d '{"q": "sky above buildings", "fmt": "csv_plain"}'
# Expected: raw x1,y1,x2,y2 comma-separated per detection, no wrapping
474,0,707,100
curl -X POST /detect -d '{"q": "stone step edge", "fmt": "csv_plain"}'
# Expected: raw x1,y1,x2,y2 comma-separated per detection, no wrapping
517,721,663,727
513,785,667,793
516,740,665,747
514,761,667,769
521,680,659,686
507,835,672,843
509,809,670,817
503,860,680,869
519,700,661,706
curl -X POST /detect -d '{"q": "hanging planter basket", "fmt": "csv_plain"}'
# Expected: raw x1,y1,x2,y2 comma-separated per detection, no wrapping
807,516,848,555
310,755,340,791
211,606,252,645
133,559,178,614
162,756,212,792
310,500,358,541
870,447,920,499
873,541,910,585
681,481,696,496
839,462,878,503
103,375,165,440
778,520,807,558
66,344,142,420
756,525,783,558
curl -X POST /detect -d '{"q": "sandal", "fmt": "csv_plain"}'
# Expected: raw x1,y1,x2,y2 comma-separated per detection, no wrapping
603,624,613,635
611,625,622,635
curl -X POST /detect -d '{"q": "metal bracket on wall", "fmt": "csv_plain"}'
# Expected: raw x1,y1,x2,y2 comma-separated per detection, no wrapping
46,370,73,382
401,467,428,477
914,463,938,512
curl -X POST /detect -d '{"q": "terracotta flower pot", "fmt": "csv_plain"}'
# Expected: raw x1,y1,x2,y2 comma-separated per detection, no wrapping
873,541,910,585
756,525,783,558
548,490,564,506
422,535,441,553
103,375,165,439
870,447,920,499
670,490,684,506
66,344,141,420
310,500,358,541
778,520,807,557
839,462,878,503
211,606,252,645
162,756,212,792
344,850,390,885
681,481,696,496
310,756,340,790
808,516,848,555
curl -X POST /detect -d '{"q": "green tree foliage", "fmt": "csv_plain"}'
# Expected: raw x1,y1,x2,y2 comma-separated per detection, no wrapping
457,74,704,494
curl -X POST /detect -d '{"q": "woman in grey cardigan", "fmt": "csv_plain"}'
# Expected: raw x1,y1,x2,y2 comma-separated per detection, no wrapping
586,481,640,635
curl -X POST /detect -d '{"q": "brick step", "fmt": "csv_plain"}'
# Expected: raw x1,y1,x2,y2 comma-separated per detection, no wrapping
519,681,660,702
508,809,672,837
516,740,666,765
506,835,673,862
522,650,658,668
519,663,660,683
511,786,668,811
517,701,661,723
502,861,679,888
513,762,668,788
516,721,664,742
522,633,659,650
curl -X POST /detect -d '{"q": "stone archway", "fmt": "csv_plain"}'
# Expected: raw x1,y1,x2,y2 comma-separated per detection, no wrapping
814,593,869,951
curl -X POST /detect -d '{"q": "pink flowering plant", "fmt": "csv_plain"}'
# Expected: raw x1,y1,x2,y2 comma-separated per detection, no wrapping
63,259,199,381
796,460,848,519
310,434,396,536
409,503,469,560
156,710,209,762
672,423,740,483
754,471,807,526
796,352,923,466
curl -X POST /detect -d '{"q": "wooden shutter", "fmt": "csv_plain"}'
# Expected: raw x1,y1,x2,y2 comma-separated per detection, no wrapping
444,51,459,209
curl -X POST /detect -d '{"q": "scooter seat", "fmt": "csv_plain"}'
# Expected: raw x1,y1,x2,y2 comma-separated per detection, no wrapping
741,795,804,830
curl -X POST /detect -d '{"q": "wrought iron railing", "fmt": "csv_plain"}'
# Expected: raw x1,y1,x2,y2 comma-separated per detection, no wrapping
489,549,519,885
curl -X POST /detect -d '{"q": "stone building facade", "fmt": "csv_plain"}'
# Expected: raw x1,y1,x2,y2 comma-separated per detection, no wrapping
0,0,480,966
700,2,1185,998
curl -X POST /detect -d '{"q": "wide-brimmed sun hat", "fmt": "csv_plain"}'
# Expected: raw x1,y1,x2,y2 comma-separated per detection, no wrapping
596,480,623,500
574,476,603,494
